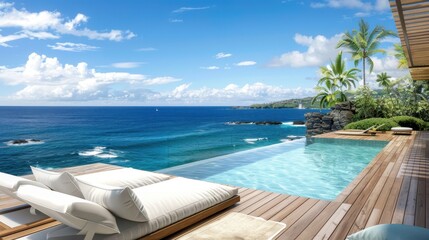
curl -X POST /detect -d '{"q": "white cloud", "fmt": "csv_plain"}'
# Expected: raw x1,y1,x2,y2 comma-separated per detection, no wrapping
200,66,220,70
48,42,98,52
381,36,400,44
169,19,183,23
360,54,409,88
0,2,13,8
142,77,181,85
215,52,232,59
310,0,389,12
374,0,390,11
137,47,157,52
0,3,135,46
0,53,178,101
269,33,343,68
236,61,257,66
0,30,59,47
354,12,370,17
172,6,211,13
372,55,407,77
111,62,144,69
163,82,315,105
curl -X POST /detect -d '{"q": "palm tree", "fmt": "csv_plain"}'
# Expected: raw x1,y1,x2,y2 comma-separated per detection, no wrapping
376,72,396,102
337,19,396,86
376,72,391,91
312,52,360,108
393,44,408,69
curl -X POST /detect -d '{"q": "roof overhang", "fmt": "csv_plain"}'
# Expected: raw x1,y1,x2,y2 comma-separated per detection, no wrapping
391,0,429,80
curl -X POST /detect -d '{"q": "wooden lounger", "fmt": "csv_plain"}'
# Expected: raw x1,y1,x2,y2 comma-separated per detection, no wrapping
2,195,240,240
335,131,377,136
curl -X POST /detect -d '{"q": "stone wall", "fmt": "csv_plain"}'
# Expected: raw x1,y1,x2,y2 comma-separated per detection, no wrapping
305,102,355,136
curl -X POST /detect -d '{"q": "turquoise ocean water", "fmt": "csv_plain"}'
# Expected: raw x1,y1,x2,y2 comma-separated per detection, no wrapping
0,107,324,176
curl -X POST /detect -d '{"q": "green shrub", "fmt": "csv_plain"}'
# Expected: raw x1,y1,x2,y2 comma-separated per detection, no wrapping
390,116,426,130
344,118,398,131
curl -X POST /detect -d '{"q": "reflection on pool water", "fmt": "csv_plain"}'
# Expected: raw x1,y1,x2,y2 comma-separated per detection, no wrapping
161,138,388,200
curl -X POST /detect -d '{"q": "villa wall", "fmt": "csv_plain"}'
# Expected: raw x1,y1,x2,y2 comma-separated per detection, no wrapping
305,102,355,136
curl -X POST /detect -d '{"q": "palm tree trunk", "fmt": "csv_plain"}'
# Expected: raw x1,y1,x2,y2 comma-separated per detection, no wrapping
362,59,366,86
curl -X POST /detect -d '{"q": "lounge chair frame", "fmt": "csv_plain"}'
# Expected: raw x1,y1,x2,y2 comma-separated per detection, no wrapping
1,195,240,240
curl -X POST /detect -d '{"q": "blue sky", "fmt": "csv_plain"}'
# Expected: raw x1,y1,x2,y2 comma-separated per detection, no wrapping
0,0,404,106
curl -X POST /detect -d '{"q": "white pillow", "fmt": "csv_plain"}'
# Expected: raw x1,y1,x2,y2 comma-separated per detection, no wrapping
17,185,119,236
31,166,83,198
0,172,49,198
76,178,148,222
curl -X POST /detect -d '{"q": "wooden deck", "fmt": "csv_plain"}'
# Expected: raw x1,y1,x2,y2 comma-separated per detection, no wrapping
0,131,427,239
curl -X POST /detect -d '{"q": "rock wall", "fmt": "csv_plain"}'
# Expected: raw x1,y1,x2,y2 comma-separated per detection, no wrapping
305,102,355,136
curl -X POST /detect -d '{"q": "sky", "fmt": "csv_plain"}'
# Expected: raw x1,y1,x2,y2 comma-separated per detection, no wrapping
0,0,407,106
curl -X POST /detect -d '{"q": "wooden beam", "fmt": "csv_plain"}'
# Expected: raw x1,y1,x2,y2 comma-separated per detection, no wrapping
394,0,415,67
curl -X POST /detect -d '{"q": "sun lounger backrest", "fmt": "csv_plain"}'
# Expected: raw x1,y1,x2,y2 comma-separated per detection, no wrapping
0,172,49,198
31,166,83,198
17,185,119,240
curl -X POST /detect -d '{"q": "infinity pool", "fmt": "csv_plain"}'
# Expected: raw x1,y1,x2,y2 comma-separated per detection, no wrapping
161,138,388,200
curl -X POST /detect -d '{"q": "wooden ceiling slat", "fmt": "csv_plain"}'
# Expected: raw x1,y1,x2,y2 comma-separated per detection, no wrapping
402,1,429,11
400,0,428,5
391,0,429,80
394,15,429,24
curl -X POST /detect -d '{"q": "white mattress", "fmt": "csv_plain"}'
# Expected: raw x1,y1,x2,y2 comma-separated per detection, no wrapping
46,177,238,240
391,127,412,132
76,168,170,189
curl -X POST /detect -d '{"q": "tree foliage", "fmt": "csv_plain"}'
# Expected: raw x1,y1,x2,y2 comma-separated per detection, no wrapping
312,52,359,108
337,19,396,86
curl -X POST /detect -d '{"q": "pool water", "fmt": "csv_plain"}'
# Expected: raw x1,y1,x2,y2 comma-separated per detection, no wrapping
161,138,388,200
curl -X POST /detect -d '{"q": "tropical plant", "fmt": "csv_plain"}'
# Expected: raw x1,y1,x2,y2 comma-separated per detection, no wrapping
337,19,396,86
393,43,408,69
312,52,359,108
353,86,378,120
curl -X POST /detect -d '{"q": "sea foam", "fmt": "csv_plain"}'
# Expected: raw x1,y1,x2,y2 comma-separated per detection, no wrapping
282,122,306,127
79,146,118,158
244,138,268,144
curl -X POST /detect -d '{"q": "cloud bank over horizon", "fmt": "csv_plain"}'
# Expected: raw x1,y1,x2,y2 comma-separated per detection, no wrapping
0,53,315,105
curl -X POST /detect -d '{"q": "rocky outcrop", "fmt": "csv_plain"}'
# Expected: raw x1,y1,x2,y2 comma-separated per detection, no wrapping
305,102,355,136
9,139,42,145
293,121,305,125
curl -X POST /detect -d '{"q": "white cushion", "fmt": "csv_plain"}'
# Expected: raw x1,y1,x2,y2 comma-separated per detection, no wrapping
391,127,413,132
31,167,170,199
134,177,238,221
76,168,170,189
16,185,119,235
0,172,49,198
31,166,83,198
76,179,148,222
46,178,238,239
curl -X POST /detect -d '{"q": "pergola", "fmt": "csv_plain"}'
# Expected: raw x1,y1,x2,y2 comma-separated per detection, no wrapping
391,0,429,80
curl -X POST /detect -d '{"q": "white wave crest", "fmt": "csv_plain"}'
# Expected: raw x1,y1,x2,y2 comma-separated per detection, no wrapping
282,122,306,127
244,137,268,144
79,146,118,159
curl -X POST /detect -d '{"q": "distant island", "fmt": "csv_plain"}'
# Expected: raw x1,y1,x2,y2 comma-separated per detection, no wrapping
249,97,319,109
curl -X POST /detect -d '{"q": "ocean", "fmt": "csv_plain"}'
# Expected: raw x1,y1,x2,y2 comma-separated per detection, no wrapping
0,106,324,176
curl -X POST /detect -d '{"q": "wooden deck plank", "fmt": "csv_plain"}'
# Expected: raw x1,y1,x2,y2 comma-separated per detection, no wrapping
277,200,330,240
295,201,342,240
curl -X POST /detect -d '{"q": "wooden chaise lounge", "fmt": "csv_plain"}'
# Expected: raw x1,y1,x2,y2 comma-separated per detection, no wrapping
0,167,240,240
